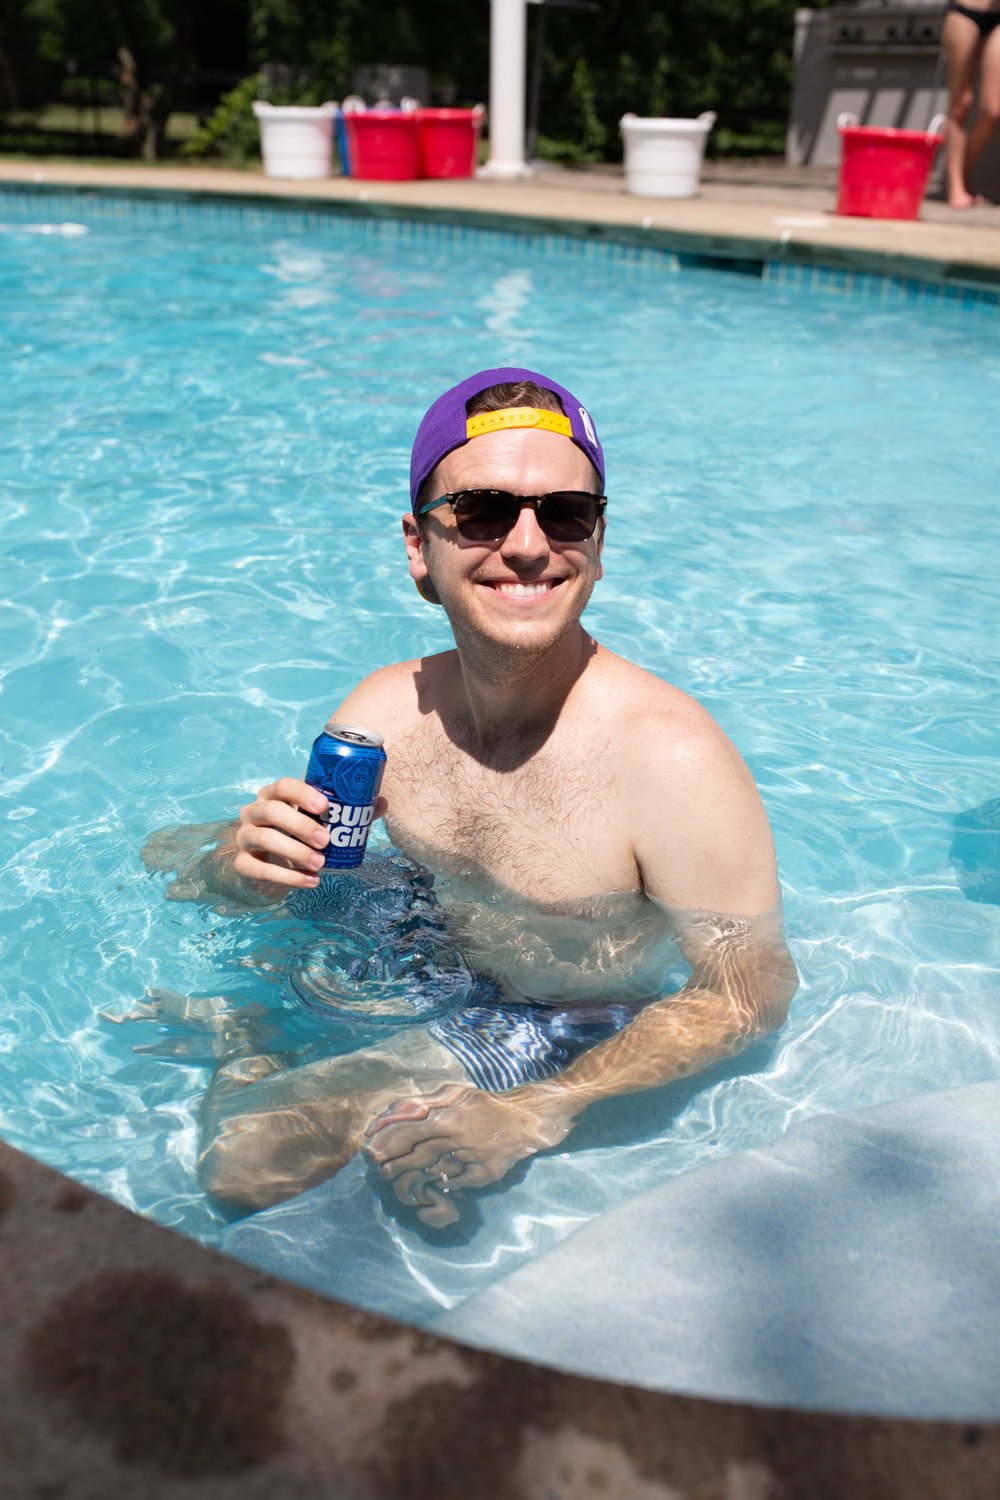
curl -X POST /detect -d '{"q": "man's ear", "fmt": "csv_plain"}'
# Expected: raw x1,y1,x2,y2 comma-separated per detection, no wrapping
403,514,443,606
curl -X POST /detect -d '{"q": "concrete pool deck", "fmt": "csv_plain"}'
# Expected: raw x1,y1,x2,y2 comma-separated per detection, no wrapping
3,154,999,1497
3,155,1000,288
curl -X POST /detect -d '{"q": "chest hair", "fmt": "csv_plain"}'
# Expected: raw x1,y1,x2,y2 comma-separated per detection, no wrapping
388,720,614,885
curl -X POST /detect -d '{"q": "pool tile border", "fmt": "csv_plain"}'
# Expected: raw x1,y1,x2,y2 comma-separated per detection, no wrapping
3,180,999,310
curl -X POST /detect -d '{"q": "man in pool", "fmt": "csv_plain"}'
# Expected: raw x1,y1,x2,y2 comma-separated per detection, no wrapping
190,366,798,1228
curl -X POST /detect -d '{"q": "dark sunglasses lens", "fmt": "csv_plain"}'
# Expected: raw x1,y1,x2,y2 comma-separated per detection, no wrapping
453,491,520,541
451,490,601,542
537,493,600,540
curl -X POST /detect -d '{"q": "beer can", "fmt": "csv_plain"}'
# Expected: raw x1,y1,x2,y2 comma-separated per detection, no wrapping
304,721,387,872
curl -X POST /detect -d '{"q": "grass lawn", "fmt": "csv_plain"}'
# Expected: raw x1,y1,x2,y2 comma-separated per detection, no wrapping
0,103,201,159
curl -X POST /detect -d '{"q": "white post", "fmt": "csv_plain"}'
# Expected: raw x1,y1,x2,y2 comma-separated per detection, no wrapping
479,0,533,179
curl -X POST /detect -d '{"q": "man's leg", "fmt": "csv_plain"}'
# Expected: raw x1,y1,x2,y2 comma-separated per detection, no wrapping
197,1027,467,1212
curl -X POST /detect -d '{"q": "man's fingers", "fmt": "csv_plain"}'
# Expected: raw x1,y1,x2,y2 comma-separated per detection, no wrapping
444,1160,492,1189
232,851,320,888
415,1187,462,1229
240,823,328,870
364,1098,434,1138
390,1174,463,1228
243,800,330,851
371,1135,458,1178
258,777,328,816
365,1120,453,1166
391,1168,439,1208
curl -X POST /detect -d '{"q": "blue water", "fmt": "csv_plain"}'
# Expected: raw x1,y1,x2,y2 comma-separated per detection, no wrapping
1,193,997,1322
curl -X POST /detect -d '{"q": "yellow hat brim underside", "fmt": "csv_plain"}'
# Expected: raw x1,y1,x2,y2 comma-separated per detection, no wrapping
465,407,572,440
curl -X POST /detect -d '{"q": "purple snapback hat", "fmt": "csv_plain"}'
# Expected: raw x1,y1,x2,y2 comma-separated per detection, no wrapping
409,366,604,506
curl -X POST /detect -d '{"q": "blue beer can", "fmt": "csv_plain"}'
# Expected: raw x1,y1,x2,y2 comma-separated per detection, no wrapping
305,721,387,872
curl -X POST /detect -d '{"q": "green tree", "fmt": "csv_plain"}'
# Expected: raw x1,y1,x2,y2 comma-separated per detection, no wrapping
27,0,197,158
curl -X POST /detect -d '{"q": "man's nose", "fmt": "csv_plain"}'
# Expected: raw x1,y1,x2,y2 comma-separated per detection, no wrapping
499,501,549,563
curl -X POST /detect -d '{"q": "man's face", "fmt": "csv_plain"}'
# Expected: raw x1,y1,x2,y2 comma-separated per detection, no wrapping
404,427,605,656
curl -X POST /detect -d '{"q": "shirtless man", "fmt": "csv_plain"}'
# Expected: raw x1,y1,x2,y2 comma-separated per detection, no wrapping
193,366,797,1228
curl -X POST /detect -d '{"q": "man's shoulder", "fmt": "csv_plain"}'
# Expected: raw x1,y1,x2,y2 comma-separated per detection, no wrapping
590,649,752,804
333,652,457,739
593,651,778,914
593,649,726,755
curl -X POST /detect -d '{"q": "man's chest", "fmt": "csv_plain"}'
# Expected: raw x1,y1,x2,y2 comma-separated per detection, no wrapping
382,726,639,902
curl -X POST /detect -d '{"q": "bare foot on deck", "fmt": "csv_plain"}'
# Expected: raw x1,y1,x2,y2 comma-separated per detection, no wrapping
949,188,985,208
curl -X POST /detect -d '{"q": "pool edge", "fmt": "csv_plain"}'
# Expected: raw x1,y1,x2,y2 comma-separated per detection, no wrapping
3,168,1000,299
1,1137,996,1498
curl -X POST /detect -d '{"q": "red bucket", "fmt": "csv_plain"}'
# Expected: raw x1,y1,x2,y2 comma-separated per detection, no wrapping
417,108,483,179
836,114,945,220
344,110,420,181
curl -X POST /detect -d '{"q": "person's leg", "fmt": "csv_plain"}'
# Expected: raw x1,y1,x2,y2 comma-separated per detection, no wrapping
965,24,1000,187
941,9,985,207
197,1027,467,1212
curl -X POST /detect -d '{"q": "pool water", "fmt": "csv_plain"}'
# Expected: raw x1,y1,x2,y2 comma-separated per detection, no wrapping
1,193,997,1325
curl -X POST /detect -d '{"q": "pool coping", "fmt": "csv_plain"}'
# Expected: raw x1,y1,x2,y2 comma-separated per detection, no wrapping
4,159,1000,298
2,1136,998,1498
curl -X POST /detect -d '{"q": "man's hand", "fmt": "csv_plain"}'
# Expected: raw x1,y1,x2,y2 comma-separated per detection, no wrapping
232,777,332,891
142,780,338,909
362,1084,575,1228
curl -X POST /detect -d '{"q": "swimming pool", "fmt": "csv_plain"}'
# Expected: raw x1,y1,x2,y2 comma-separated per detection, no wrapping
1,189,997,1405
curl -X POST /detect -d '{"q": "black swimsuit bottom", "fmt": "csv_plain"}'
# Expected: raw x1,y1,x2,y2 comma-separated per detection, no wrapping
948,2,1000,38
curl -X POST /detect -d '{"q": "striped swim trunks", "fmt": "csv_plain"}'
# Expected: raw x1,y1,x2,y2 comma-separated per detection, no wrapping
427,999,646,1093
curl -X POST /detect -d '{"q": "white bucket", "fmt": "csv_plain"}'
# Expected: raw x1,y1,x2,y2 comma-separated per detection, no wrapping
252,101,338,180
619,111,717,199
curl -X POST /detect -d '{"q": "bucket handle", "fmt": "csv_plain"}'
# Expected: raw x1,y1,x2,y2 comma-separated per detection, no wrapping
252,99,338,116
838,109,945,136
342,95,366,113
698,111,717,127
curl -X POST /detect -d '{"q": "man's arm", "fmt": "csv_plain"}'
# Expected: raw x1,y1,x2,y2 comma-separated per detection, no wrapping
541,703,798,1109
139,785,332,911
365,704,797,1213
145,664,412,909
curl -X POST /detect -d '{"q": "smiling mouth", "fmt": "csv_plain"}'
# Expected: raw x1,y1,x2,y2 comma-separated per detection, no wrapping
480,579,565,598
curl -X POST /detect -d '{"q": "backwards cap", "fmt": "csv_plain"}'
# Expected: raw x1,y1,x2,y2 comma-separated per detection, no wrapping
409,366,604,506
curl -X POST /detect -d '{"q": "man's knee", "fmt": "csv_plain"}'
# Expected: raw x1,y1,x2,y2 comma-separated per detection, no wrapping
197,1121,288,1210
950,91,975,127
197,1103,355,1211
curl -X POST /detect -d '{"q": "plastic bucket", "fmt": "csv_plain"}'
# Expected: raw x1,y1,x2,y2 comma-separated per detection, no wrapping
335,112,350,174
619,112,716,198
345,110,420,181
417,107,484,178
836,114,946,220
252,102,336,180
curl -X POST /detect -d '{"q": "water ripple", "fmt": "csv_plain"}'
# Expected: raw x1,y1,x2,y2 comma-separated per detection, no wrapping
0,196,997,1323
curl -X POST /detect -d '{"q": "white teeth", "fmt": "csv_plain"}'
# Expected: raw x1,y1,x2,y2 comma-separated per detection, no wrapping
495,582,552,596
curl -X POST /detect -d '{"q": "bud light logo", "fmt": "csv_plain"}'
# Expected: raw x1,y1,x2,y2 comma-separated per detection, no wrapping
324,799,375,851
331,756,378,803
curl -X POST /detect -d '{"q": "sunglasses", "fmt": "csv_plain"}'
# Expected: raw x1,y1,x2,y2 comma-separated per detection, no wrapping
417,489,607,543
